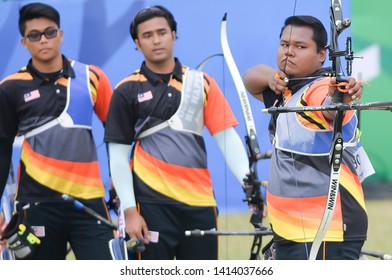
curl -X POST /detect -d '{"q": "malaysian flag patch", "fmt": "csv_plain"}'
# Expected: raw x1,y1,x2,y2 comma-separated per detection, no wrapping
31,226,46,237
137,91,153,103
24,89,40,102
148,230,159,243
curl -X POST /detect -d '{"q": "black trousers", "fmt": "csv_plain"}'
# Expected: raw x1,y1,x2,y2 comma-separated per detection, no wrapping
139,203,218,260
274,240,365,260
20,198,114,260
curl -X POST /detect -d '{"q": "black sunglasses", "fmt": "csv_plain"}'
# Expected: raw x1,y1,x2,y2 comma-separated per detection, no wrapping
24,29,59,42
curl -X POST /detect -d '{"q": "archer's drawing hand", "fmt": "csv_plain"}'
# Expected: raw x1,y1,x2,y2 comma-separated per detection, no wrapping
270,70,289,94
124,207,149,246
328,77,363,104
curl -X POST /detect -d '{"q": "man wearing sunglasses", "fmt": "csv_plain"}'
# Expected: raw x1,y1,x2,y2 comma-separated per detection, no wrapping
0,2,114,259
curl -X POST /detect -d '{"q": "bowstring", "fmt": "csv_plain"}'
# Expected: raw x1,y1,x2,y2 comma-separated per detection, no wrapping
280,0,311,258
221,54,230,260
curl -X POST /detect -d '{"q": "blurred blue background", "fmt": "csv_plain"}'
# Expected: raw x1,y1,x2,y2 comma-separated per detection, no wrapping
1,0,362,212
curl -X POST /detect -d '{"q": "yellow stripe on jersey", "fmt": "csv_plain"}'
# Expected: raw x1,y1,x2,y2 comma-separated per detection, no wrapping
268,193,343,242
340,164,367,211
21,141,104,199
133,143,216,206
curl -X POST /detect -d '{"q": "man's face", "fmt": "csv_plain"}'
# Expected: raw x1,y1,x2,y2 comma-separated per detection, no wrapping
135,16,176,72
277,25,326,78
21,17,63,67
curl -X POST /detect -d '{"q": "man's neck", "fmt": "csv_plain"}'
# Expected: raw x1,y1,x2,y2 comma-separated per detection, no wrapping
31,54,63,73
145,57,175,74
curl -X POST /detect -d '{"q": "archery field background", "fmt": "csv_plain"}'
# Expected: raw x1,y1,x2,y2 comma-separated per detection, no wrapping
0,0,391,214
351,1,392,195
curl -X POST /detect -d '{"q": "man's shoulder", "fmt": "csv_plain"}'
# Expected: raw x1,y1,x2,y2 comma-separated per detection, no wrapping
0,67,31,87
114,70,144,90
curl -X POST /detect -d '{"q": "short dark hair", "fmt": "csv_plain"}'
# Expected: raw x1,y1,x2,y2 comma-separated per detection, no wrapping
129,5,177,41
18,2,60,36
279,15,327,53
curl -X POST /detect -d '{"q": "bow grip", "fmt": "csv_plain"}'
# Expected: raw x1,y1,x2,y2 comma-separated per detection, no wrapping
332,77,346,104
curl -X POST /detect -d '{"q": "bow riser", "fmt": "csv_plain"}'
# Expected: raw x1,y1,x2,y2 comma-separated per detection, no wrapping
309,0,348,260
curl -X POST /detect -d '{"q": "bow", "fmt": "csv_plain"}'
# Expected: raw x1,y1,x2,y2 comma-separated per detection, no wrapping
185,44,271,259
220,12,269,260
307,0,352,260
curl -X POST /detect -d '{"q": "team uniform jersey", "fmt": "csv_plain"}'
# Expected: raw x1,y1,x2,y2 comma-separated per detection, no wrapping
0,56,112,202
104,58,238,206
268,78,368,244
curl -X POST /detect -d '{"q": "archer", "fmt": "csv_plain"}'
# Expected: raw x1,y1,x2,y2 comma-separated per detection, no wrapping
243,14,373,260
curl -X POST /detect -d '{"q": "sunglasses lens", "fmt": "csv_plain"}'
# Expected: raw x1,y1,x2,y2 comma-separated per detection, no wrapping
26,32,41,42
44,29,58,39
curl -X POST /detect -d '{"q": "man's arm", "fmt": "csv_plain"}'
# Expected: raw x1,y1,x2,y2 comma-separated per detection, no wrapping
213,127,267,214
108,142,135,210
89,65,113,122
243,65,277,102
213,127,249,187
243,64,290,102
108,142,149,243
0,141,13,198
0,140,12,243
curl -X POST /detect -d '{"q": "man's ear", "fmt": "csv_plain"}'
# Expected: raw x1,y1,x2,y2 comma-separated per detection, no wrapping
20,38,28,48
319,48,327,64
134,39,141,51
172,31,176,42
59,29,64,43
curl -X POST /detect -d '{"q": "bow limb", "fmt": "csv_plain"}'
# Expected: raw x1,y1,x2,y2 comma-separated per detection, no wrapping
308,0,350,260
220,13,266,260
220,14,260,160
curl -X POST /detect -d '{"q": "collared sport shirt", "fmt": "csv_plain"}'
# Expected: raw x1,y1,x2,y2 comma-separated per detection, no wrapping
0,55,112,202
104,58,238,206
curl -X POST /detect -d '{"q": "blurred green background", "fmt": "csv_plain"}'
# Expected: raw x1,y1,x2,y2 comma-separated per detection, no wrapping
352,1,392,184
